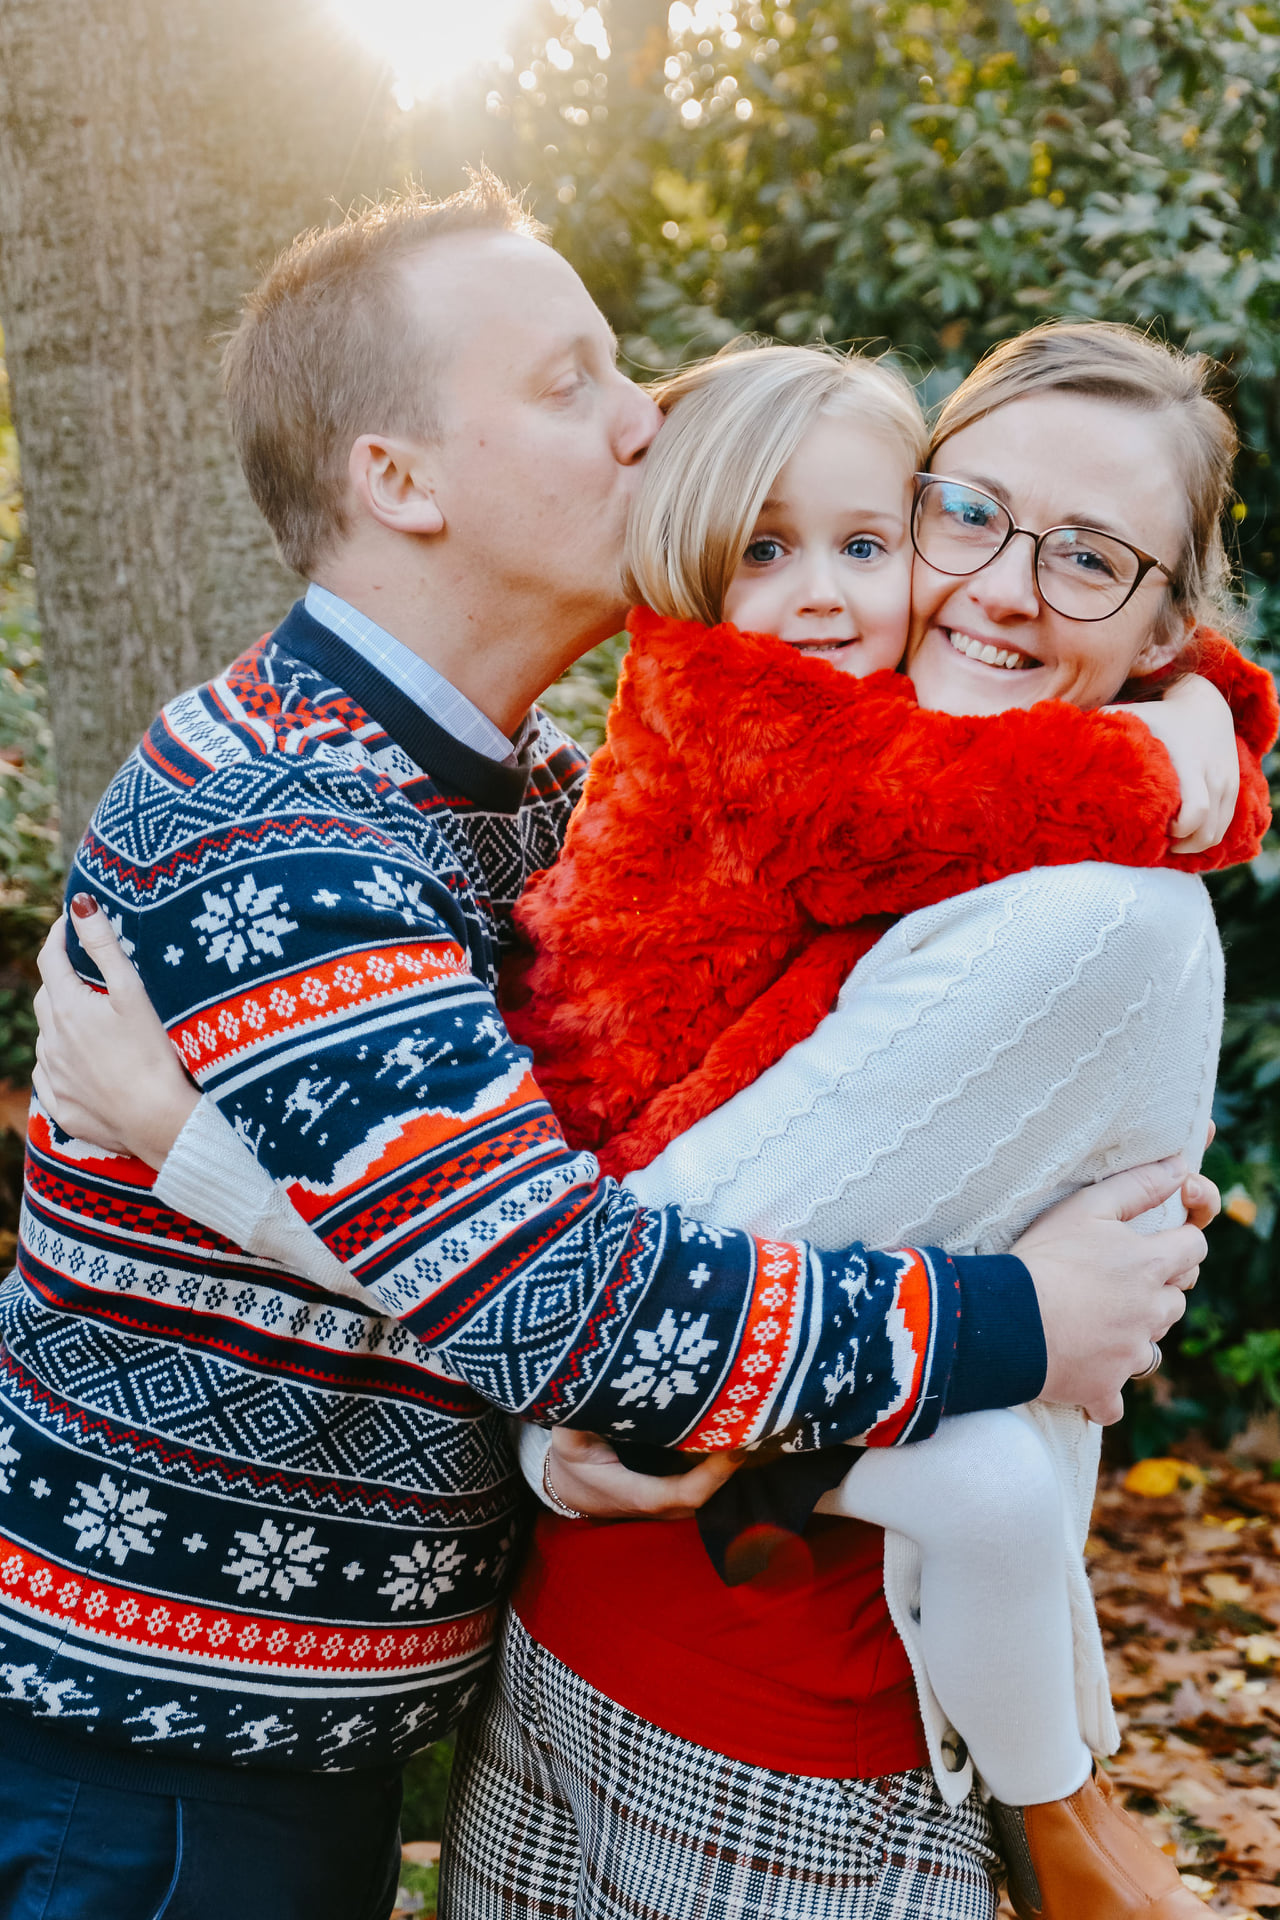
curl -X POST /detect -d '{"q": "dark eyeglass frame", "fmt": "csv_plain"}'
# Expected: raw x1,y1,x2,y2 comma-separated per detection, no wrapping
910,473,1171,623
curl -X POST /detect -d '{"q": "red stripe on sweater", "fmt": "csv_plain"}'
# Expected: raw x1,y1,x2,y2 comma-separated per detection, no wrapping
289,1071,554,1228
26,1110,159,1189
0,1531,493,1678
686,1239,806,1450
172,942,470,1077
321,1111,565,1259
141,735,198,788
862,1250,931,1447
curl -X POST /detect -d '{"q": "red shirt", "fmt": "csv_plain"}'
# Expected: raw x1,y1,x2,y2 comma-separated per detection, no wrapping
512,1510,928,1779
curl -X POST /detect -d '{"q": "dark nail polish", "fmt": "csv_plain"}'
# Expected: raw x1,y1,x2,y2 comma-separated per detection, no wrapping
70,893,99,919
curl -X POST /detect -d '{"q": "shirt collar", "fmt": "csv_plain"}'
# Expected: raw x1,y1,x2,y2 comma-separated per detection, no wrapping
304,583,536,767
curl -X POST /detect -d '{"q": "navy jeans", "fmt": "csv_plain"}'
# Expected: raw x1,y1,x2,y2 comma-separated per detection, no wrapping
0,1741,403,1920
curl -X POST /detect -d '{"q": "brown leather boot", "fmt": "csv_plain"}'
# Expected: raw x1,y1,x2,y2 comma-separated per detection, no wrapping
990,1767,1208,1919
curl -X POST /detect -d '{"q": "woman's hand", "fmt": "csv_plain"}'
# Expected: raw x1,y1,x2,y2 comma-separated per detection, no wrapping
33,896,200,1168
1109,675,1239,854
545,1427,741,1520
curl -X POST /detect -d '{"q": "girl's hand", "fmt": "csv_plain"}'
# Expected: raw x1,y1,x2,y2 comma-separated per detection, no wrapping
1107,674,1239,855
32,896,199,1168
544,1427,740,1519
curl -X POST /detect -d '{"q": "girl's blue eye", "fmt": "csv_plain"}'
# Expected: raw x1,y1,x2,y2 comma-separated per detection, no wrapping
744,538,783,564
843,536,883,561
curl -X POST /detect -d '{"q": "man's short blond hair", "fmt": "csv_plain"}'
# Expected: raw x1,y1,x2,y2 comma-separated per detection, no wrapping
625,343,927,627
222,171,545,578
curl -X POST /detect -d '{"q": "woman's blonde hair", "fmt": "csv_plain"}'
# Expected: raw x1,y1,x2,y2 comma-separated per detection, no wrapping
625,342,928,626
930,321,1240,641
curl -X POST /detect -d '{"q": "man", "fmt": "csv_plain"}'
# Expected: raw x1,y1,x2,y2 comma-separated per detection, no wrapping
4,175,1205,1915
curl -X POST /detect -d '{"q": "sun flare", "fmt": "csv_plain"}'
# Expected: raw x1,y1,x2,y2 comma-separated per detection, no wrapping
326,0,532,107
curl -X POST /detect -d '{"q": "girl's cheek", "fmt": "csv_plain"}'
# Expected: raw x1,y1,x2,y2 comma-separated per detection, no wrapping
866,583,914,669
880,561,915,633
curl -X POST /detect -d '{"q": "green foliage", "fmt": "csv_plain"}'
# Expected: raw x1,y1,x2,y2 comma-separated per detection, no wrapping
400,1732,455,1841
539,629,632,752
0,593,61,968
395,1854,439,1912
1180,805,1280,1435
453,0,1280,1438
471,1,1280,588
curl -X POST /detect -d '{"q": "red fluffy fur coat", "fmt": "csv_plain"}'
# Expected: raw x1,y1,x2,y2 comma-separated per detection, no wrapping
503,608,1277,1181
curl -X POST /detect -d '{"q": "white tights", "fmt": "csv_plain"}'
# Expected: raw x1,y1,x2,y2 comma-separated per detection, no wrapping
818,1411,1089,1805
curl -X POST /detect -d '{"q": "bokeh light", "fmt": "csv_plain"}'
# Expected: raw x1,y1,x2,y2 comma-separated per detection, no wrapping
327,0,532,108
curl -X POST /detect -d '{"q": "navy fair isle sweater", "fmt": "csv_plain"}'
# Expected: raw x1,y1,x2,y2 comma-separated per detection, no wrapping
0,601,1039,1780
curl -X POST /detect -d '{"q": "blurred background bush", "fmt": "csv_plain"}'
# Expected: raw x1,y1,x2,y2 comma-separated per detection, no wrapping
1,0,1276,1464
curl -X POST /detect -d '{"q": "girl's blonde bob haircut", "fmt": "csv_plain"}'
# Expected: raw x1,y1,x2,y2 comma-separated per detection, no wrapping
625,342,928,626
930,321,1240,642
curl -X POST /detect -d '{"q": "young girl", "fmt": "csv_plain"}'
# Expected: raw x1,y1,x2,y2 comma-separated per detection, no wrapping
496,338,1274,1920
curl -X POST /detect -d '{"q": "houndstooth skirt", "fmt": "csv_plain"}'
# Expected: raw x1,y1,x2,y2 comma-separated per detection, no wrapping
438,1612,1001,1920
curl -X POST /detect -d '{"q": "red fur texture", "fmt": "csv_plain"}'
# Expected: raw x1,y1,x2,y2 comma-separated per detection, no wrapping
503,609,1277,1181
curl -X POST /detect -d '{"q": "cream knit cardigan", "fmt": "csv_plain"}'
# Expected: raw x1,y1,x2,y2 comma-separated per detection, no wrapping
156,863,1223,1803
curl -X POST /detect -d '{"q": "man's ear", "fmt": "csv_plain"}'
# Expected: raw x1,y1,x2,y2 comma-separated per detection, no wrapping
348,433,444,537
1128,606,1196,681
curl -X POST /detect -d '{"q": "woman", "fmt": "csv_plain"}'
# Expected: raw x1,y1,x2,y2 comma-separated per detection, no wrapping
440,323,1262,1920
30,324,1262,1920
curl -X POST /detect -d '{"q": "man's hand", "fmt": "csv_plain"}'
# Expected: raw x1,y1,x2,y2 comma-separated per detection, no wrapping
32,898,199,1168
1012,1156,1207,1425
545,1427,740,1520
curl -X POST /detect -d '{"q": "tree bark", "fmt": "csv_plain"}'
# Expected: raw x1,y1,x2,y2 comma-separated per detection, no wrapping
0,0,393,854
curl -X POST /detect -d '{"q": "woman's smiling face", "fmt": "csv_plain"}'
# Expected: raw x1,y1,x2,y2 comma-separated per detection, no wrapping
906,392,1193,714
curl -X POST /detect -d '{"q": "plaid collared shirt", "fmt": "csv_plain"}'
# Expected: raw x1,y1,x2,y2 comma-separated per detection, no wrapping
305,583,538,765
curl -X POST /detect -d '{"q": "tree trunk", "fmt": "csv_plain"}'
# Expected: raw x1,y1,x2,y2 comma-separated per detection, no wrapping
0,0,394,855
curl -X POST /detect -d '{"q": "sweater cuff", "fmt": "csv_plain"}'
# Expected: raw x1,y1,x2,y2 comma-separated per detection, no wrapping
945,1254,1047,1415
152,1094,280,1244
153,1096,382,1307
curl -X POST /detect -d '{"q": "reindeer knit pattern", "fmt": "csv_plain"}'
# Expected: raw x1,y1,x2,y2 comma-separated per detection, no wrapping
0,602,993,1781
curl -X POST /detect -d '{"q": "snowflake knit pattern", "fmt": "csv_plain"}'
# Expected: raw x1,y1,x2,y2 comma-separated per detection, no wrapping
0,602,973,1778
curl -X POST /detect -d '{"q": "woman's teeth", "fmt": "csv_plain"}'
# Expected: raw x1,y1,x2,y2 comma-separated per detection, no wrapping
946,629,1035,671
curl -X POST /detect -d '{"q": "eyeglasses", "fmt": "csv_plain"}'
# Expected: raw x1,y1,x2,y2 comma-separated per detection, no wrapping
910,475,1171,622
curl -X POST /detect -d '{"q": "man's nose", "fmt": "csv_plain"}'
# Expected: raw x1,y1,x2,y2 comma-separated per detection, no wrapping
970,530,1042,619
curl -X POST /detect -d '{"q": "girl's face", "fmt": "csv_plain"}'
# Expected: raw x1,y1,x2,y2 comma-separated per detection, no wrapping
722,413,916,676
906,392,1192,715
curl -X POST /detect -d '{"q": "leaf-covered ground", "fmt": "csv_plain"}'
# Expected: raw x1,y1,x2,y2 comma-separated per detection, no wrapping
392,1446,1280,1920
1074,1447,1280,1918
